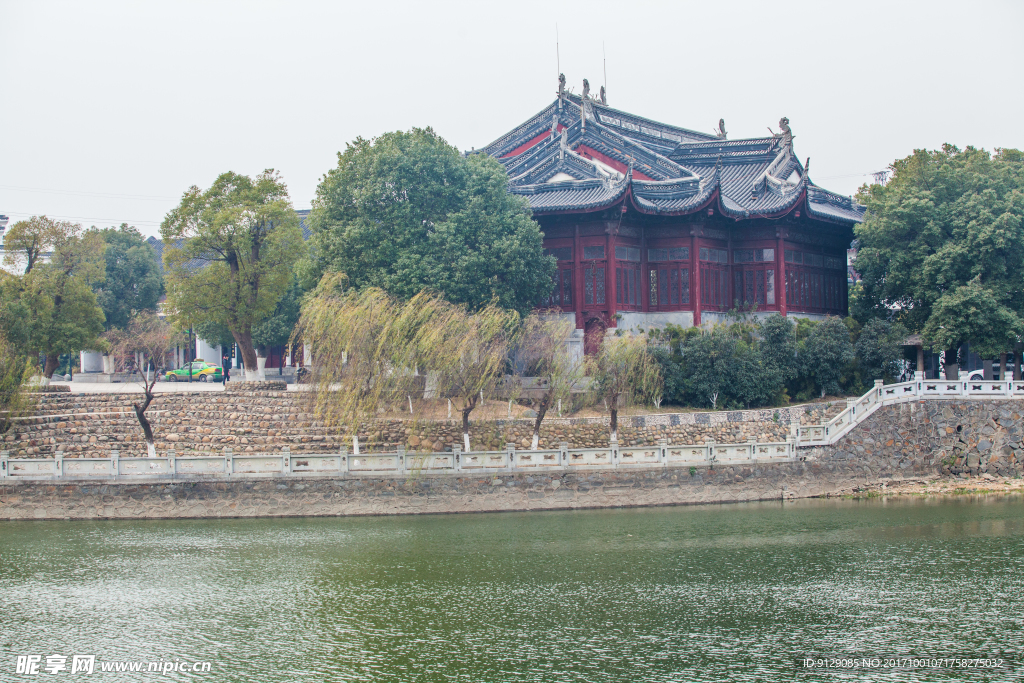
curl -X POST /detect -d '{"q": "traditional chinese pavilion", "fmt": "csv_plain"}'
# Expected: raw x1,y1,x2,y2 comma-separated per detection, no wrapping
478,77,865,350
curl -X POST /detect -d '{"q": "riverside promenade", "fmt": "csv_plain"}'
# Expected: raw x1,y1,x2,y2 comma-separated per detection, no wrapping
2,376,1022,519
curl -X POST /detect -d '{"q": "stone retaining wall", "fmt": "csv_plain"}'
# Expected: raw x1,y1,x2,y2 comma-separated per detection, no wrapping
2,391,840,459
2,399,1019,520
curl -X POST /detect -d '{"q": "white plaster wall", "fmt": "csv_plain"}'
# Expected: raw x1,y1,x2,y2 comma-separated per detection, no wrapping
79,351,104,373
195,339,222,365
616,311,695,333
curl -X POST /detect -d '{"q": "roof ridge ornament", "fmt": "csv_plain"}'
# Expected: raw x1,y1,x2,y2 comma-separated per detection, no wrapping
557,73,566,110
778,117,793,149
580,78,596,130
599,85,607,105
559,128,567,160
550,114,559,141
715,119,727,140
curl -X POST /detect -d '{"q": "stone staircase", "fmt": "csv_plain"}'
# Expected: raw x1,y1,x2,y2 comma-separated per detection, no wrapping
2,390,352,458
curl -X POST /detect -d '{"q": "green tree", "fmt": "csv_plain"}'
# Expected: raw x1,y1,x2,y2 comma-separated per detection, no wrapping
855,318,910,382
161,169,306,380
251,276,303,357
2,215,77,275
854,145,1024,369
5,220,107,381
94,224,163,330
306,128,555,316
680,329,736,409
921,278,1020,361
800,316,855,398
0,334,32,434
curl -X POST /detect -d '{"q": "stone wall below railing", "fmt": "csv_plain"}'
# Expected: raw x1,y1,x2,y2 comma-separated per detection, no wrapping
2,399,1021,521
3,391,843,459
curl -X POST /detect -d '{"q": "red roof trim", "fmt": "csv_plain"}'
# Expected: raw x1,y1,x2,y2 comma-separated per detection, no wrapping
574,144,654,181
500,126,565,159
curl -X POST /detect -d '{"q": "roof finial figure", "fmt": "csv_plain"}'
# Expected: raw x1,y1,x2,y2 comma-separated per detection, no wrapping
778,117,793,148
557,73,566,104
599,85,607,105
582,78,591,100
559,127,567,160
716,118,727,139
550,114,559,140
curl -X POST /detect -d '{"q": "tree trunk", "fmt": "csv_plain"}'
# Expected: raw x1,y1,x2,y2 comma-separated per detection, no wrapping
610,407,618,443
531,393,551,450
42,354,60,382
231,328,260,382
944,347,960,380
133,392,156,457
461,395,478,452
1016,343,1023,381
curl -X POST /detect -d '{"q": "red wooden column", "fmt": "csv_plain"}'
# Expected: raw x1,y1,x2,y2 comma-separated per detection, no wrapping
574,225,584,330
776,228,787,316
691,228,701,326
606,229,617,328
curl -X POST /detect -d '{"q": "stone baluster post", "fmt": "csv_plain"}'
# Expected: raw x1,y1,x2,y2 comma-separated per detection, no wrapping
397,445,406,475
658,438,668,466
0,450,8,478
338,445,348,475
506,443,515,472
224,448,233,476
282,446,290,475
110,449,119,478
610,438,619,467
559,442,569,467
453,444,462,473
168,449,176,476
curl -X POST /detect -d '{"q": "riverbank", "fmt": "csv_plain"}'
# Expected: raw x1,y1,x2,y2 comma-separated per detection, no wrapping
838,474,1024,498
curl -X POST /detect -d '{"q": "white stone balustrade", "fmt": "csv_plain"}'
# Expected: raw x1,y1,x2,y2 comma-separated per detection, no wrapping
5,375,1024,482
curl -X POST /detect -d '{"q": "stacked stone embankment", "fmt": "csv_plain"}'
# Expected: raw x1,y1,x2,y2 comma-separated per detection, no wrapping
2,399,1021,521
2,389,843,459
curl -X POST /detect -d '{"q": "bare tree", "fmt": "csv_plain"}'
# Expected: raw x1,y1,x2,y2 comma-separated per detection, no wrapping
104,313,182,457
516,314,585,449
588,333,662,443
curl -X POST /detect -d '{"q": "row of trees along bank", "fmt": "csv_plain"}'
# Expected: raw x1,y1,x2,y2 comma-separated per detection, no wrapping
653,313,908,410
296,277,661,452
0,218,163,384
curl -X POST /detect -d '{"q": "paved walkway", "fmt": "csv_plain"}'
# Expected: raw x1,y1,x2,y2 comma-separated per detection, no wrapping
49,380,300,393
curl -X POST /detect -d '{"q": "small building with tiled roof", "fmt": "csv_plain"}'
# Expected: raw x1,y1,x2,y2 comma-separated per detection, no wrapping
479,78,864,350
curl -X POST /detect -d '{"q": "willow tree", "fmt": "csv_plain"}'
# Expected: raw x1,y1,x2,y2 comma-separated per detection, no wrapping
516,314,585,449
0,334,32,435
295,275,416,454
297,280,519,453
588,334,662,443
415,297,519,452
7,219,107,382
161,170,306,381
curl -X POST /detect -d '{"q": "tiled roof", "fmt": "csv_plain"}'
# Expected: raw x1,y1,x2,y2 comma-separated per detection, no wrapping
482,98,865,225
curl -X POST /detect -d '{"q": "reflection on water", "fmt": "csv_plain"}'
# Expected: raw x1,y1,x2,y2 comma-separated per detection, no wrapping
2,495,1022,682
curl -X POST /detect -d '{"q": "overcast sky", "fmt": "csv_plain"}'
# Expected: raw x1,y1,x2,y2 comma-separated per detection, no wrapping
2,0,1022,238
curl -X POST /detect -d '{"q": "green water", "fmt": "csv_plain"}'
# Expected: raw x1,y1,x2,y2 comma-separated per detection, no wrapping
1,496,1023,682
